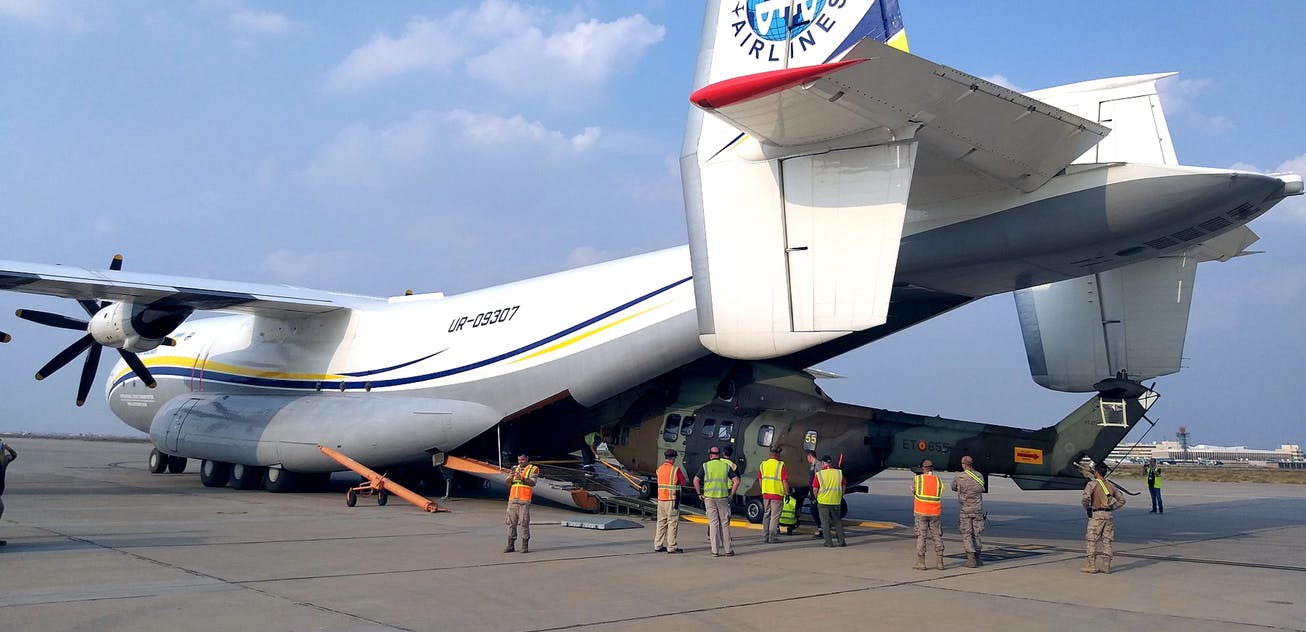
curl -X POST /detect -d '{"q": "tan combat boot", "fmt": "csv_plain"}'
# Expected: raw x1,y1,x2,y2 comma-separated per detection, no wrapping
1100,557,1110,574
1080,555,1097,573
935,554,945,570
504,539,515,553
964,553,977,568
913,555,927,570
520,539,529,554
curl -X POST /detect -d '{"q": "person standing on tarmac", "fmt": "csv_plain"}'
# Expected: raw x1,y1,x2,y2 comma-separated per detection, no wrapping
1144,458,1163,514
951,455,986,567
912,459,946,570
757,447,790,543
0,438,17,547
694,446,741,557
1081,462,1126,574
654,449,687,554
504,453,538,554
812,456,846,548
804,450,823,539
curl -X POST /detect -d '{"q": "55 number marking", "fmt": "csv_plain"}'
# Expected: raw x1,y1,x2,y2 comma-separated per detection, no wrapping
449,306,519,332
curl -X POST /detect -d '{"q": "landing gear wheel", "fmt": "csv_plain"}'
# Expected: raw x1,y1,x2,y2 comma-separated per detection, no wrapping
745,498,765,524
839,499,848,520
638,479,654,499
378,490,389,506
346,490,358,507
167,456,188,474
263,467,298,493
229,464,266,490
200,460,231,487
148,448,168,474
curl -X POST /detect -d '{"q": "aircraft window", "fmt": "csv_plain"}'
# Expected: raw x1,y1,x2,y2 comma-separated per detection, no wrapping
701,419,717,438
663,414,680,442
680,416,695,442
757,425,775,447
717,419,734,441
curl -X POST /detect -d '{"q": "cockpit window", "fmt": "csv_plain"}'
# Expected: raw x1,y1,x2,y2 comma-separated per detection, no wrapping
680,415,695,442
663,414,680,442
717,419,735,441
701,418,717,438
757,425,775,447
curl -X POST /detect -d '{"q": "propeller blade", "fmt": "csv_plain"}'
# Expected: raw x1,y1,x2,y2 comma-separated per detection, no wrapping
76,344,104,406
109,254,124,271
0,332,9,343
77,299,101,317
36,334,95,380
117,349,157,388
160,337,177,347
15,309,89,331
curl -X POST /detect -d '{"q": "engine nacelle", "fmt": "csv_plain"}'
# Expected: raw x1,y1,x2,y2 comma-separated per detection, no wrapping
148,393,501,471
89,301,192,352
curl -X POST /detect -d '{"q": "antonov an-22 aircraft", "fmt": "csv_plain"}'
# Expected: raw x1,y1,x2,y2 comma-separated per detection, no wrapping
1,1,1300,508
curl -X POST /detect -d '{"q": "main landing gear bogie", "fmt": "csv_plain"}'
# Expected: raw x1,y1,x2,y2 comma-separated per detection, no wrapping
148,448,187,474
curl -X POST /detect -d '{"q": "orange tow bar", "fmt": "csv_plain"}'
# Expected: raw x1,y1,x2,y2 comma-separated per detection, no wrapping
317,445,446,513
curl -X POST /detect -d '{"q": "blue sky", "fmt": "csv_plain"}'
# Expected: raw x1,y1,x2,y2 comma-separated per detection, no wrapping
1,1,1302,451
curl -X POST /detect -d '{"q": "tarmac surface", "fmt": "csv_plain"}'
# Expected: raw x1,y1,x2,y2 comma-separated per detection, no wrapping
1,438,1303,631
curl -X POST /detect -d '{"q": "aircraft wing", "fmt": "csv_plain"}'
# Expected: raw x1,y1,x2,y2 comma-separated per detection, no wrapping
690,38,1110,193
0,259,385,317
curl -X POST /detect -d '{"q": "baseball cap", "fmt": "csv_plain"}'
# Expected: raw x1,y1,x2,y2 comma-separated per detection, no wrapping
664,448,678,458
708,446,720,454
820,455,832,463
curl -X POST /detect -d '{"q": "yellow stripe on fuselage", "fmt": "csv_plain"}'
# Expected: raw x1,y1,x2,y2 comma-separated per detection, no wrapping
511,303,668,364
111,355,347,384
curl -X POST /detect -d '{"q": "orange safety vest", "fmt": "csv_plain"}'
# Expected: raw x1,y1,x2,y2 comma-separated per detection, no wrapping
509,464,538,503
657,461,682,501
913,473,943,515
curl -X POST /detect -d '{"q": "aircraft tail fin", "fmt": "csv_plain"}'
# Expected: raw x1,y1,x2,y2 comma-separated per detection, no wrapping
682,1,912,361
1003,380,1159,490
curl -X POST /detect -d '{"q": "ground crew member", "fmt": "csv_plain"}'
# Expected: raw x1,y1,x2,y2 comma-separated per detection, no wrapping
0,439,16,547
804,450,823,538
694,446,741,557
581,431,600,472
812,456,846,548
1145,458,1163,514
912,459,945,570
1081,462,1126,574
654,448,687,554
779,495,799,535
504,453,538,553
757,446,789,543
951,455,986,567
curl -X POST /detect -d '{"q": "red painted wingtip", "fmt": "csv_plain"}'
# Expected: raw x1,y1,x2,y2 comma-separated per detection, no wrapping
689,58,865,110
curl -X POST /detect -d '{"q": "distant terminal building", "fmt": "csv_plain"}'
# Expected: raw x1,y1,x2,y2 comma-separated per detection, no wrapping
1108,441,1303,464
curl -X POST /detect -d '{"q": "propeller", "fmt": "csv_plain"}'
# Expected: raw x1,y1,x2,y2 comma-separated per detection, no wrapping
0,332,10,343
15,254,175,406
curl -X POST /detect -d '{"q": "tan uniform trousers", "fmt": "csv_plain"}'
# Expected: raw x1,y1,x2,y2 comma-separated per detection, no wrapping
762,498,783,539
704,497,733,555
914,513,944,556
506,500,531,543
959,513,985,553
1086,511,1115,560
654,499,680,550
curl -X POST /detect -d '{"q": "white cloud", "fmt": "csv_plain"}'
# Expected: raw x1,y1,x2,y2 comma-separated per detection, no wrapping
298,109,600,188
1157,76,1233,132
982,74,1022,92
229,10,292,35
326,17,461,92
466,13,665,104
1271,154,1306,221
262,249,378,284
0,0,85,30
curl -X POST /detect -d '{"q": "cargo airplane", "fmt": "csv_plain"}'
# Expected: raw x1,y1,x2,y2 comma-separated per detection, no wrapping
1,1,1298,509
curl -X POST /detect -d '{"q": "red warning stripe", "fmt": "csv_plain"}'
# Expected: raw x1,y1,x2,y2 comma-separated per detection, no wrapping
689,58,866,110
